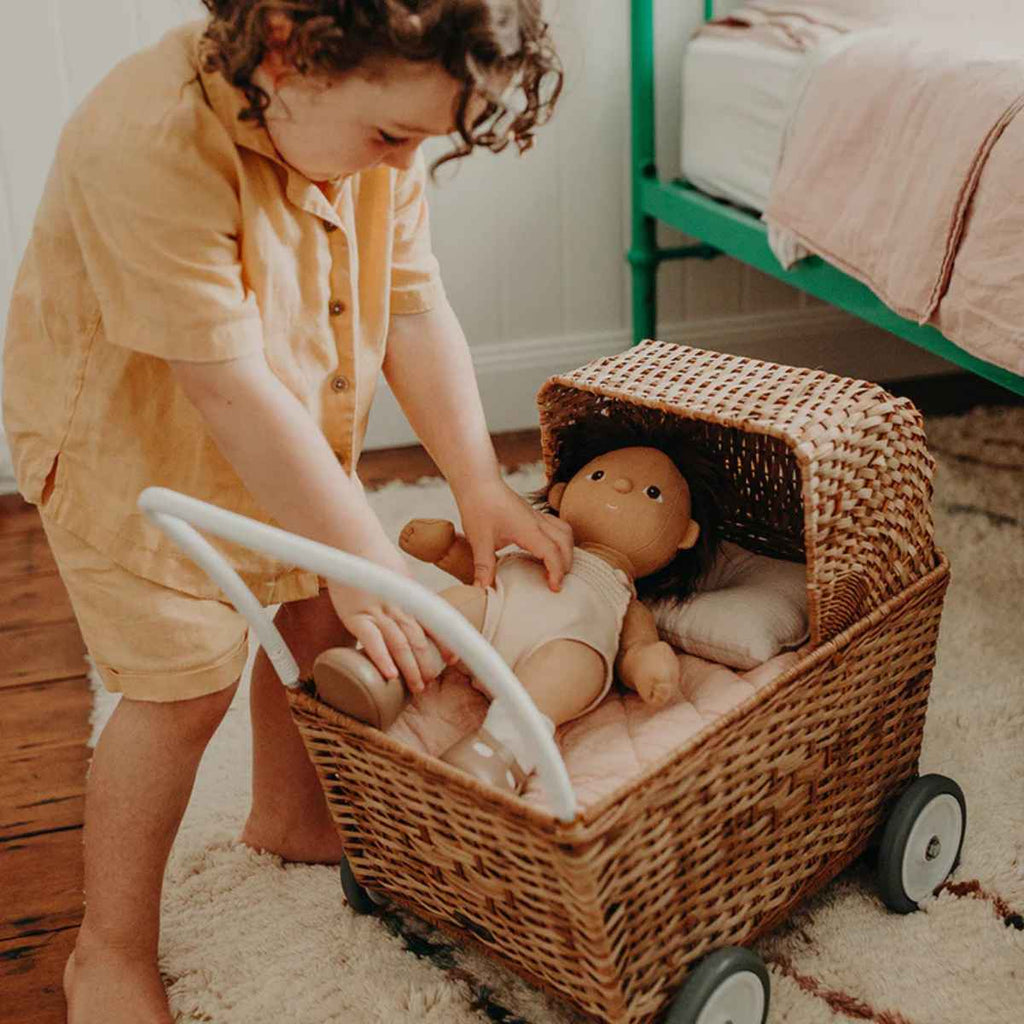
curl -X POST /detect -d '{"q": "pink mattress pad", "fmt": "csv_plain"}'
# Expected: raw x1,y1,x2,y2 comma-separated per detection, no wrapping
387,648,803,813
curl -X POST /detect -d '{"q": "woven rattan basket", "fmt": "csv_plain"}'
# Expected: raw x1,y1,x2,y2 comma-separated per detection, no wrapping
287,343,949,1024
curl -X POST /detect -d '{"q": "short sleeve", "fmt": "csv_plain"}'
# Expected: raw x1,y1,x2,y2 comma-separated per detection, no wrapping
389,150,445,316
62,111,264,362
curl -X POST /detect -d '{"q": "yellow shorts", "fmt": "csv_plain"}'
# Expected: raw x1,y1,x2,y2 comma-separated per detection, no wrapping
41,515,251,702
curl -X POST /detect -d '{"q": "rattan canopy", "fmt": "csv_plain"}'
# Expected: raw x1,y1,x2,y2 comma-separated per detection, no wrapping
537,342,939,647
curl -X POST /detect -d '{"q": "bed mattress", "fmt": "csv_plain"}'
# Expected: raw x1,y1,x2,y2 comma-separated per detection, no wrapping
681,33,808,213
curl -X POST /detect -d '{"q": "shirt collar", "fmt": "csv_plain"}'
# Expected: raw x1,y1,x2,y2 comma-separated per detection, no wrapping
194,30,348,227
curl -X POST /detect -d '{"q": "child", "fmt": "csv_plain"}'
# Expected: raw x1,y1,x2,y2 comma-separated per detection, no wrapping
1,3,569,1021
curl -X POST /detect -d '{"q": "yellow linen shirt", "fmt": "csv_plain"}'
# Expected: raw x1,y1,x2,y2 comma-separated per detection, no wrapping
2,22,444,604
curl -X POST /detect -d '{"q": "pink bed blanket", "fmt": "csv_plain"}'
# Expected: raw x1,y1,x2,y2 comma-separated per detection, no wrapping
712,1,1024,48
387,649,802,815
708,3,1024,378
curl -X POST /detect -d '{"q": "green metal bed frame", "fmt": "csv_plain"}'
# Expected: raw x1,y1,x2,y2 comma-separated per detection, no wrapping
628,0,1024,396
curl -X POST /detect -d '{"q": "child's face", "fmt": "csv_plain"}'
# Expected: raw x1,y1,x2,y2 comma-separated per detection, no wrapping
252,58,469,181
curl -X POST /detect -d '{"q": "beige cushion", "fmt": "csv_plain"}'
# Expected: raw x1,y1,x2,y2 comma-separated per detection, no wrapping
649,542,808,670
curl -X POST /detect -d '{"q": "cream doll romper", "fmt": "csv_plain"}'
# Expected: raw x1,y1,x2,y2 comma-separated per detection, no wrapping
481,548,635,721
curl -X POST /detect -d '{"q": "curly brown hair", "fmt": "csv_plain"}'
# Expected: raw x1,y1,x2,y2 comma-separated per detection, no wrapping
199,0,562,170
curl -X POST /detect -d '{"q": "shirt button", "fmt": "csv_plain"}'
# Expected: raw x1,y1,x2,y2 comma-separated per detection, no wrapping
329,299,345,316
324,221,338,233
331,375,350,393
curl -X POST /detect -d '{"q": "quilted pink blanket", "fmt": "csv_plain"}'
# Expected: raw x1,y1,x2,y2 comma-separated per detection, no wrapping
388,649,802,814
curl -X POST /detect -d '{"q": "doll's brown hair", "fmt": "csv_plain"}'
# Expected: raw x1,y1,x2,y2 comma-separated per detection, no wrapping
199,0,562,171
534,422,729,604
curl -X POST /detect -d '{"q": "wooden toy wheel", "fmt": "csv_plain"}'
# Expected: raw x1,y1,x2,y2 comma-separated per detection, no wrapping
877,774,966,914
666,947,770,1024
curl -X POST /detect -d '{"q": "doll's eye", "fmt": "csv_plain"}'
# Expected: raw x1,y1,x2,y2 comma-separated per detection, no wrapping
589,470,605,481
645,485,663,501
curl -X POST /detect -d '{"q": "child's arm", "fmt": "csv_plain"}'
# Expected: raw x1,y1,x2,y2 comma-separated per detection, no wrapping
383,298,574,590
169,350,444,691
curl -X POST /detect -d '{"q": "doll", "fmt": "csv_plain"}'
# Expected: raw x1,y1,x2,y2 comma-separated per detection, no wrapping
313,446,720,794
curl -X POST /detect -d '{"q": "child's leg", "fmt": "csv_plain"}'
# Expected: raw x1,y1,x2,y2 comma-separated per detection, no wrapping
242,589,354,863
36,515,253,1024
68,683,238,1024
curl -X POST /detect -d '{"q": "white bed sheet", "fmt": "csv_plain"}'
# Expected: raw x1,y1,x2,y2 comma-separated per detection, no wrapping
681,34,808,214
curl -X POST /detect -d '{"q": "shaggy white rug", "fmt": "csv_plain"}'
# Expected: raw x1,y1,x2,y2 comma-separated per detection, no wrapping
90,406,1024,1024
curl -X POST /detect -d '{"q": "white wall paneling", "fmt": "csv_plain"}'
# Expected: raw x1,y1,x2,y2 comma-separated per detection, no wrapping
0,0,200,490
0,1,947,490
368,305,950,448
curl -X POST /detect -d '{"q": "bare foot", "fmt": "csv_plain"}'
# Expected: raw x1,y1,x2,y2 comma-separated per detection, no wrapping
240,812,345,864
399,518,456,563
64,943,173,1024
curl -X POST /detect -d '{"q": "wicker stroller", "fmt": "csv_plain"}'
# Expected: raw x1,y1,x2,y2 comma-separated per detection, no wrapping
142,343,964,1024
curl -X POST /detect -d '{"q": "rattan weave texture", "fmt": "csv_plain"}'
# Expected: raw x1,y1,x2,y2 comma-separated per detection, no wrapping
537,342,938,646
289,344,948,1024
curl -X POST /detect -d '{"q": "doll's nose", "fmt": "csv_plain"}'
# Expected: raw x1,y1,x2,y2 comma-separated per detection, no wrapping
612,477,633,494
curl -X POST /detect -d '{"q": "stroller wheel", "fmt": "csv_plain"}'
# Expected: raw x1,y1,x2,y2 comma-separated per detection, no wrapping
666,947,769,1024
877,774,966,914
340,854,379,915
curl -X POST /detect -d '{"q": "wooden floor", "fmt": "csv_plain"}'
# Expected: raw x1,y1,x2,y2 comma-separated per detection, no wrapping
0,431,541,1024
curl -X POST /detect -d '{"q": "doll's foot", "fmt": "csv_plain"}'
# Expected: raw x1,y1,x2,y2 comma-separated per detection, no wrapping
440,727,528,795
399,518,457,564
312,647,408,729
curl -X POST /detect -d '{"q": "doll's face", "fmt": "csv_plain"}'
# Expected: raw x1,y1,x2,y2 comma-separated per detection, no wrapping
552,447,700,579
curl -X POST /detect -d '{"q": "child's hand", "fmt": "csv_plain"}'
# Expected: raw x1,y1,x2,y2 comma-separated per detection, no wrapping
327,568,451,694
456,478,574,591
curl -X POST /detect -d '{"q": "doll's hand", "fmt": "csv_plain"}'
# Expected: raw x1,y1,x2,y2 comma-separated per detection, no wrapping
621,641,679,707
455,478,574,592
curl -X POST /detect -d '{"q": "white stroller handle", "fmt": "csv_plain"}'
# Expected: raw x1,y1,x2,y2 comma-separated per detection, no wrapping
138,487,578,822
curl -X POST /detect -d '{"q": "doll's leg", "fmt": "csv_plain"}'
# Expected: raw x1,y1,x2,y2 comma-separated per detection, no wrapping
441,640,605,794
400,519,476,585
514,640,606,726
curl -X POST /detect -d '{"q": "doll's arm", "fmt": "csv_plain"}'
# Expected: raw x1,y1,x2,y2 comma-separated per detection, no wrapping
399,519,477,585
616,599,679,707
